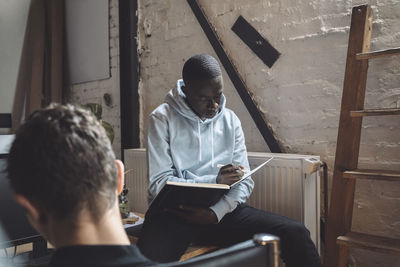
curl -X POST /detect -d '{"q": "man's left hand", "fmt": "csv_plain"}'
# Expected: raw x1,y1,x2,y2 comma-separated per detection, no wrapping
166,205,218,225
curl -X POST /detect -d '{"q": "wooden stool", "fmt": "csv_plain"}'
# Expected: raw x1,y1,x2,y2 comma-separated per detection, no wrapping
127,235,218,261
179,245,219,261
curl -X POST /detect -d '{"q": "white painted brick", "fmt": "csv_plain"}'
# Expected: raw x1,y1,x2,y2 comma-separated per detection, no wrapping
110,27,119,38
110,47,119,57
137,1,400,266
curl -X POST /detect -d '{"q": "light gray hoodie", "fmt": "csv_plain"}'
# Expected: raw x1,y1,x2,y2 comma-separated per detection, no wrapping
147,80,254,221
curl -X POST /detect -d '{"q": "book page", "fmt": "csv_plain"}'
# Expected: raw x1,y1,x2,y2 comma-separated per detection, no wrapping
166,181,230,189
230,157,274,187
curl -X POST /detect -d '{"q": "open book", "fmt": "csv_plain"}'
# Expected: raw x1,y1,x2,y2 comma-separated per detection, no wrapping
147,157,274,212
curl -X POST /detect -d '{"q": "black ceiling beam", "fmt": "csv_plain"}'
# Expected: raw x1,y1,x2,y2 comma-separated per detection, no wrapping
187,0,282,153
119,0,140,159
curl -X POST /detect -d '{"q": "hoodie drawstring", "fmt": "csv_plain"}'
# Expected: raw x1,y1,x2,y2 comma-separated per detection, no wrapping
197,119,202,162
211,121,214,167
197,119,215,167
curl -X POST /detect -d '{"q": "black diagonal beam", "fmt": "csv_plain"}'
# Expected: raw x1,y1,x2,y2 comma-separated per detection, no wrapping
187,0,282,153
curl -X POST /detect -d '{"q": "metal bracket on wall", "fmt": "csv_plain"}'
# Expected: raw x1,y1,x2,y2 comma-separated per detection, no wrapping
231,15,280,68
187,0,283,153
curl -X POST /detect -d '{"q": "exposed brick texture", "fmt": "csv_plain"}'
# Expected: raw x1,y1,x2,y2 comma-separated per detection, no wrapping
68,1,399,265
137,1,400,266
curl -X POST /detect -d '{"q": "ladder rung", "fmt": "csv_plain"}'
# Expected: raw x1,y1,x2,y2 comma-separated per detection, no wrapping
343,169,400,181
337,232,400,255
350,108,400,117
356,47,400,60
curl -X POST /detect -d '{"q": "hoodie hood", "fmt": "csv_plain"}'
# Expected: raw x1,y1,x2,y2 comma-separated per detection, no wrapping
164,79,226,124
164,79,227,166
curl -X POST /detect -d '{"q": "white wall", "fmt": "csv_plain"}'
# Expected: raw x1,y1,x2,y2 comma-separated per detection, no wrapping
67,0,121,158
0,1,31,133
136,1,400,266
65,0,110,84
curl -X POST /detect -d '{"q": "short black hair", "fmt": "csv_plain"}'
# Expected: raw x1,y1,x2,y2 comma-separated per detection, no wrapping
7,104,117,221
182,54,222,83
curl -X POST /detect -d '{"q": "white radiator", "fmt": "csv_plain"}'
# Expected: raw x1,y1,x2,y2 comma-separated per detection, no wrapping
124,149,321,253
246,152,321,253
124,148,148,214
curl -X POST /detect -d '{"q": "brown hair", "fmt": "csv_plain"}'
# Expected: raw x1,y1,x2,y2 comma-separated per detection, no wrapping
7,104,117,220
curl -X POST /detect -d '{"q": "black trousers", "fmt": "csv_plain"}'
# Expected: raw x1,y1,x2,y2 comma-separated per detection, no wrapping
137,204,322,267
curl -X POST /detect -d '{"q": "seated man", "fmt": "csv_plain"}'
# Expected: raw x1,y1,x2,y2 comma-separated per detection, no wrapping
7,104,154,266
138,54,322,267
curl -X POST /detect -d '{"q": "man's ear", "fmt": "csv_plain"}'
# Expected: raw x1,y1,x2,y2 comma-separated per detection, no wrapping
14,194,40,226
115,160,125,195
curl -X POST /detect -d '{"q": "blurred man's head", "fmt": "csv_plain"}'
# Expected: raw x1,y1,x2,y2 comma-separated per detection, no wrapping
7,104,124,244
181,54,223,120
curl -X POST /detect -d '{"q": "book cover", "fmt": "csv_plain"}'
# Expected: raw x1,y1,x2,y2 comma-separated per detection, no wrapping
148,182,230,211
147,157,273,212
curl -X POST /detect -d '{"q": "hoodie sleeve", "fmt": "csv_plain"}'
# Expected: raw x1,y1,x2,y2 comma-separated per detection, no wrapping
147,113,217,200
209,116,254,222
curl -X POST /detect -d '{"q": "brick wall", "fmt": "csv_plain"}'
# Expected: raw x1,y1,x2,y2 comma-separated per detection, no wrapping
137,0,400,266
68,0,399,265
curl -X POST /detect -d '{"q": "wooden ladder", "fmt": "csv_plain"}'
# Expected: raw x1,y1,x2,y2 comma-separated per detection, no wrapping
324,4,400,267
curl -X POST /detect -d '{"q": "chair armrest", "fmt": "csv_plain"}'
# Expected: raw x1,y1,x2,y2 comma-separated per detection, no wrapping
159,233,280,267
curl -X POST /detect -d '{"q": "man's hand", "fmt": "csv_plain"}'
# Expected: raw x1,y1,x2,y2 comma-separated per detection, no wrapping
216,164,244,185
166,205,218,225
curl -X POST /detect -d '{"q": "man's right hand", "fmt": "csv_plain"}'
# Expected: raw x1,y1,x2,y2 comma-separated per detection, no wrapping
216,164,244,185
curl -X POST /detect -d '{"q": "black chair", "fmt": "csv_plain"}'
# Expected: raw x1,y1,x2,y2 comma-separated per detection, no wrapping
160,233,280,267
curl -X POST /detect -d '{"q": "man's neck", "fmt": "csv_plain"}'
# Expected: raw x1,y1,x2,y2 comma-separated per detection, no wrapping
49,206,130,248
